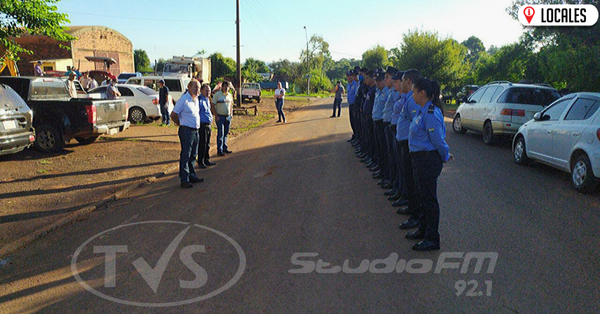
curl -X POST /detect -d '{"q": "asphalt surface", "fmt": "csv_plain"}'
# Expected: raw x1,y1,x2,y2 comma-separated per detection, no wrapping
1,99,599,313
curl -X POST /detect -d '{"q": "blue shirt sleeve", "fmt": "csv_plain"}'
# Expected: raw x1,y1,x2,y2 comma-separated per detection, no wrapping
425,105,450,162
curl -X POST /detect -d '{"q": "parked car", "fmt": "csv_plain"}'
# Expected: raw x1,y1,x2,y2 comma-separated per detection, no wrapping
456,85,480,103
241,82,261,103
0,76,130,153
126,76,190,103
452,81,561,145
0,84,35,156
117,72,142,84
88,84,167,123
513,93,600,193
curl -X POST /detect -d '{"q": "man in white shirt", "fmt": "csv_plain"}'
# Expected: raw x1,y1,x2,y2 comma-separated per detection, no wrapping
171,79,204,188
67,72,77,98
106,79,121,100
79,72,91,91
275,82,286,123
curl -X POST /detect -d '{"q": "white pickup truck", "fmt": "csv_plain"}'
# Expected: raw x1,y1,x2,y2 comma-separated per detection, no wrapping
241,83,261,103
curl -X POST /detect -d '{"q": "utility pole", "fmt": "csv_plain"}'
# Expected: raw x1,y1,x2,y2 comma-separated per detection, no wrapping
304,26,310,95
236,0,242,108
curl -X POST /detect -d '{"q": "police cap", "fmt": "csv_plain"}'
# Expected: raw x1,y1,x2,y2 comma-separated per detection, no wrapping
392,71,405,80
386,66,398,75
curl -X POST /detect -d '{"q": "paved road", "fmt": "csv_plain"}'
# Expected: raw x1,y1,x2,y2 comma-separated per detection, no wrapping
1,99,598,313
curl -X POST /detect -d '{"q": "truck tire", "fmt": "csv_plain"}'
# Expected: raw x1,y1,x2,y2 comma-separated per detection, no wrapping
35,124,65,153
75,135,100,145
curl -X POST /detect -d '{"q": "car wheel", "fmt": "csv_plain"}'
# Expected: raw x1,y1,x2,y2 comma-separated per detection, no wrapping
452,114,467,134
513,136,530,165
129,107,146,123
75,135,100,145
571,154,599,193
34,124,65,153
483,121,495,145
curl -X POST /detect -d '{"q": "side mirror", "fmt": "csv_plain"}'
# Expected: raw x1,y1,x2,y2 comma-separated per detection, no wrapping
533,112,542,121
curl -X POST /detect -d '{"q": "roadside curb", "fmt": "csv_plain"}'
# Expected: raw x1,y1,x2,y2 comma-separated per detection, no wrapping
0,164,179,259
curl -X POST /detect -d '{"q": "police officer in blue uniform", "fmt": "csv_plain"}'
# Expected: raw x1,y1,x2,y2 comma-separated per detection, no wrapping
388,70,406,201
395,70,424,226
347,70,359,143
355,68,371,162
371,69,389,184
406,77,453,251
362,70,378,166
382,66,401,191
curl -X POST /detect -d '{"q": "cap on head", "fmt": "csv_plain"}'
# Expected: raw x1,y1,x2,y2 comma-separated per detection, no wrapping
37,61,42,65
392,71,405,81
376,71,386,81
386,66,398,75
159,79,165,84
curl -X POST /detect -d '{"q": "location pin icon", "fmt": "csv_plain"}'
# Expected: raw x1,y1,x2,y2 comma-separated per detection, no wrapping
524,6,535,24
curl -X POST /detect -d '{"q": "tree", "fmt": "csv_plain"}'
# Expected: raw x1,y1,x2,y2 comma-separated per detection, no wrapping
362,45,389,70
394,30,470,91
461,36,485,65
506,0,600,91
241,58,269,82
155,58,166,73
208,52,236,81
299,35,331,73
134,49,151,72
0,0,75,57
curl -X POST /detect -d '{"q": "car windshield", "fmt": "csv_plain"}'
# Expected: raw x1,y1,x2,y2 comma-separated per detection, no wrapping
30,80,70,100
118,73,137,79
502,87,561,107
137,86,158,96
164,64,189,74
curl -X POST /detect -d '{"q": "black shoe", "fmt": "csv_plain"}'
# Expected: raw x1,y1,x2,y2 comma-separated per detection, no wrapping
337,115,340,117
392,199,409,207
399,217,419,230
224,150,233,154
348,138,354,142
180,181,193,188
405,230,426,240
396,207,417,215
189,176,204,183
330,115,336,118
412,240,440,251
366,161,376,168
204,160,216,166
361,156,371,163
388,193,402,201
276,120,282,123
357,153,367,159
377,179,389,186
198,163,208,169
381,182,393,189
384,189,397,196
217,152,226,157
369,166,380,172
372,173,383,179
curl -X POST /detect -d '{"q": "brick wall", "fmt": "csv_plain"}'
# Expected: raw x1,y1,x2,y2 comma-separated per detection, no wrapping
3,36,72,76
71,27,134,76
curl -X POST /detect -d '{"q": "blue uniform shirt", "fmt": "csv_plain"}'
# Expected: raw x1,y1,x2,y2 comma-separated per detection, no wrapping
383,87,399,122
199,94,213,124
372,86,388,120
391,92,405,125
409,101,450,162
347,80,358,105
363,85,377,115
396,90,421,141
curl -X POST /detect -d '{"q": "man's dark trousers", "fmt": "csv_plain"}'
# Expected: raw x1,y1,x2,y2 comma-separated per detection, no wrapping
333,98,342,117
198,122,212,165
178,126,200,183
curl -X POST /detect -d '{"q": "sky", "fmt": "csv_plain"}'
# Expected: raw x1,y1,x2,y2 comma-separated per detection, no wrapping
55,0,527,65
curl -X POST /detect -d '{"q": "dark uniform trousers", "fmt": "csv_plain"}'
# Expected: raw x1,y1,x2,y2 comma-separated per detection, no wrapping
411,150,443,243
349,104,357,139
198,122,212,164
399,140,417,207
384,123,398,186
374,120,388,178
365,115,377,161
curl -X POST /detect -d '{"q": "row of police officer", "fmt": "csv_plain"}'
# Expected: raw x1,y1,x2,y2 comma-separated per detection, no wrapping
346,66,453,251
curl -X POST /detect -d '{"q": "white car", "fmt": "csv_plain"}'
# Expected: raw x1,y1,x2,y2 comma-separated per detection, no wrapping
87,84,168,123
513,93,600,193
453,82,561,145
125,76,190,103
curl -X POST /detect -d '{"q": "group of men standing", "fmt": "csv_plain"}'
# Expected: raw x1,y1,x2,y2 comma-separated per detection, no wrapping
345,66,452,251
170,80,235,188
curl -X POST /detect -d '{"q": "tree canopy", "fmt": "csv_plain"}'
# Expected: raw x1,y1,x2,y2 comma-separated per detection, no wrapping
0,0,75,57
134,49,151,72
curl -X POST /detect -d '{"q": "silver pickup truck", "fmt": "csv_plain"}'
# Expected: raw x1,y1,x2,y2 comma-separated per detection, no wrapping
0,76,130,153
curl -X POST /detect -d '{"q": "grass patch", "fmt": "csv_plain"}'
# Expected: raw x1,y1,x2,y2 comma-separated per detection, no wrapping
36,169,48,174
38,159,52,165
229,113,276,136
261,90,333,98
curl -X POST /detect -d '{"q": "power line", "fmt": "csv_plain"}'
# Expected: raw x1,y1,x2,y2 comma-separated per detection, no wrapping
62,11,231,23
